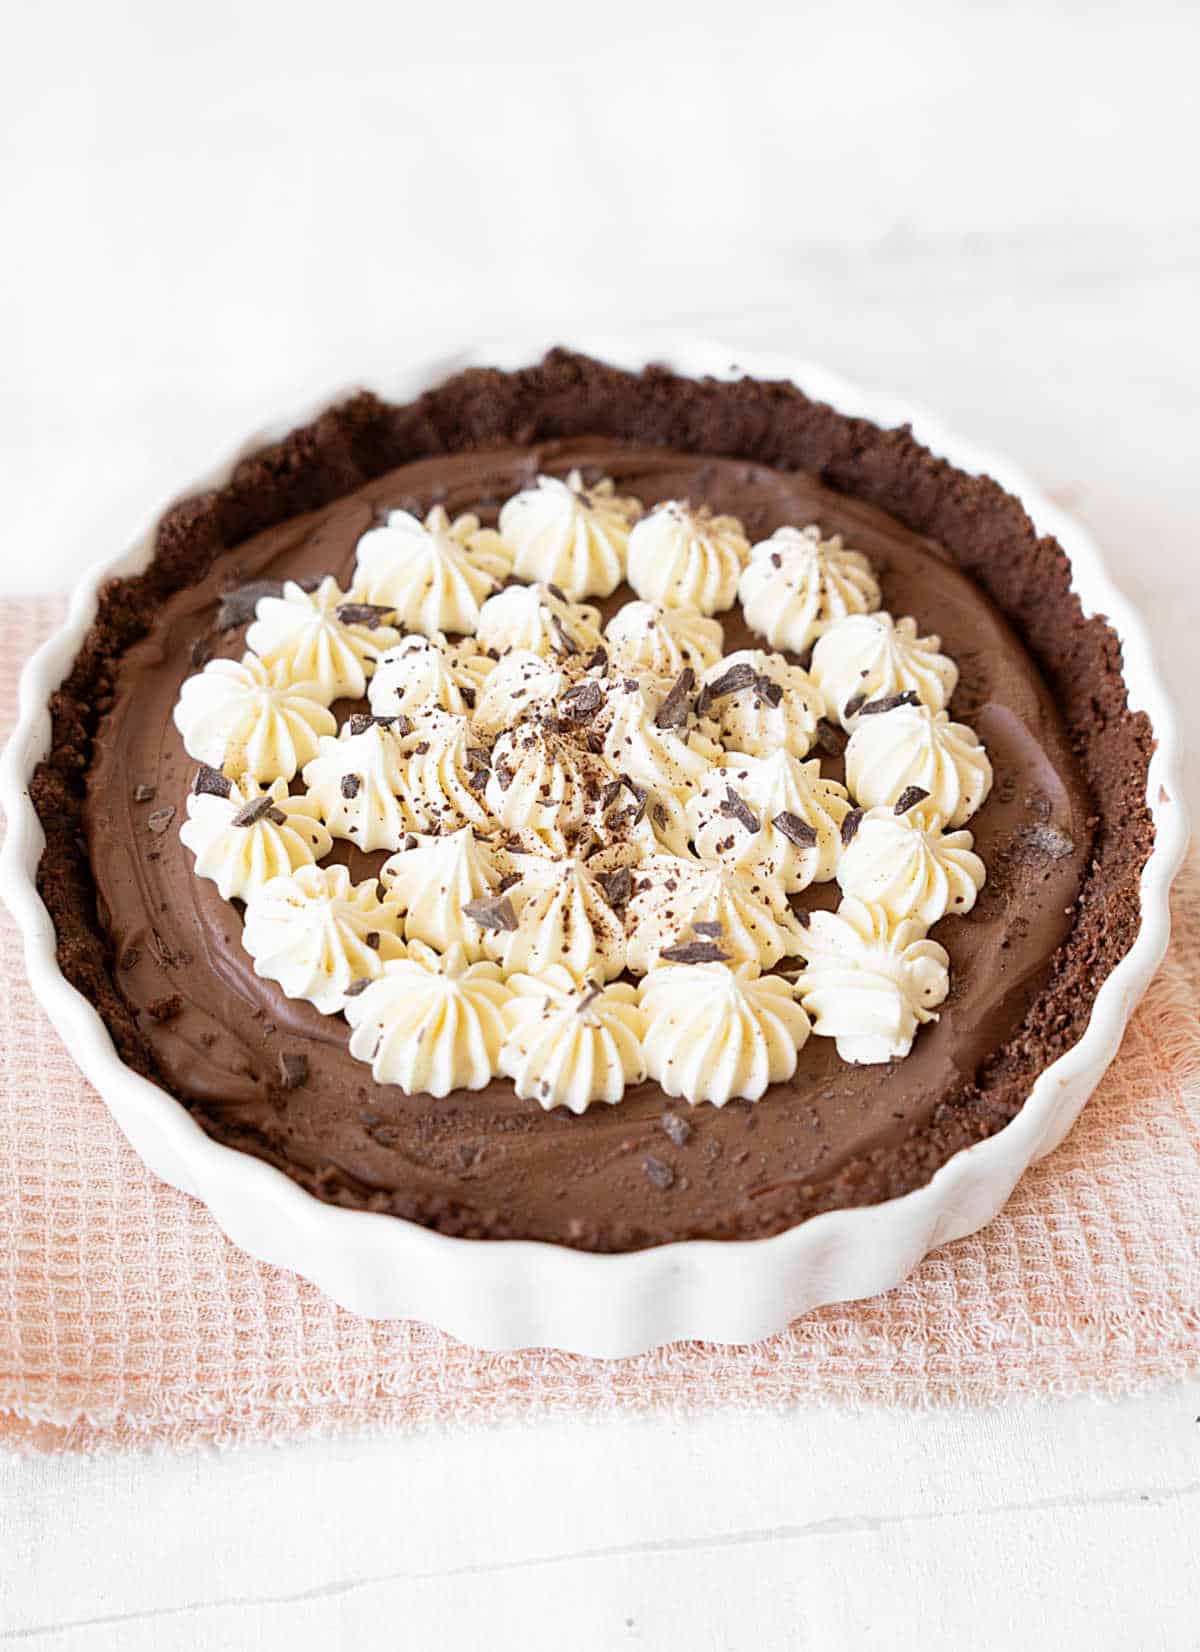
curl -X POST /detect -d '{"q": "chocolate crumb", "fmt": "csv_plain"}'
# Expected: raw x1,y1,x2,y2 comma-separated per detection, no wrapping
841,807,864,844
133,783,156,803
147,994,182,1022
1017,822,1076,861
643,1155,676,1191
894,785,930,816
462,894,518,933
772,811,817,847
661,1111,692,1147
146,806,176,835
193,765,233,799
278,1051,309,1090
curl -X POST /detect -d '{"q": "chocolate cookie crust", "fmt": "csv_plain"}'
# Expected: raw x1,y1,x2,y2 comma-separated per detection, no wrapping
32,351,1155,1248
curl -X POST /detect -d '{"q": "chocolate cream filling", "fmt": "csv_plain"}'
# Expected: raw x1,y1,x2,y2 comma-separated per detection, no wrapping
84,439,1097,1248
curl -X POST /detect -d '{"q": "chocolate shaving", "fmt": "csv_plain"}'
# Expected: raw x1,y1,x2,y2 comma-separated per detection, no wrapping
561,679,604,721
335,602,395,629
278,1051,309,1090
704,661,757,701
841,806,864,844
660,940,729,964
814,720,848,757
546,582,568,604
496,871,522,895
753,674,784,708
133,783,156,803
600,778,624,812
549,612,578,656
599,865,632,908
348,713,408,737
216,579,282,630
340,774,362,800
843,693,867,720
653,668,695,731
459,683,477,710
146,806,176,835
860,690,920,716
193,765,232,799
894,785,930,816
365,931,380,950
231,795,286,828
643,1155,676,1191
691,920,724,937
462,894,518,933
576,981,603,1015
771,811,817,847
661,1111,692,1147
719,786,760,834
585,645,608,671
190,636,212,669
344,978,371,998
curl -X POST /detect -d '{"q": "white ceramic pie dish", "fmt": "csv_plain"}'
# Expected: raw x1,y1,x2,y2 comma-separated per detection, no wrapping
1,334,1188,1356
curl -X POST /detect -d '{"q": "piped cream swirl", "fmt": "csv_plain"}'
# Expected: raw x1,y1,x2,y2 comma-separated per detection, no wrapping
793,898,951,1064
810,612,958,729
351,506,511,636
836,808,986,925
626,502,749,614
624,854,806,974
302,720,417,851
498,470,642,600
368,633,494,720
640,962,810,1106
845,703,992,828
686,752,850,893
179,774,332,903
474,582,604,661
173,654,337,782
738,526,880,653
345,942,511,1095
605,600,724,679
246,576,399,704
500,966,646,1114
240,864,404,1014
699,649,824,759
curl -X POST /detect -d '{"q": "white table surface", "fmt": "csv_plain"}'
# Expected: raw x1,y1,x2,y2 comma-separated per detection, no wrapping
3,3,1198,1646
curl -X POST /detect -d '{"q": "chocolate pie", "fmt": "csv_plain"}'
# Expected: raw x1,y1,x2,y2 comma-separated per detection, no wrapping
32,352,1155,1250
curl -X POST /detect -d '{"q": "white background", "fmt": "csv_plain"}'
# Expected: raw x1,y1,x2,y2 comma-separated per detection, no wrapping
3,1,1199,1646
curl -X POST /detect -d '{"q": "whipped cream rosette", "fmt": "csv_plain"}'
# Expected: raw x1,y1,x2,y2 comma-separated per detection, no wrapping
738,525,881,654
367,632,494,721
474,581,604,661
351,505,511,636
301,717,418,851
837,806,986,925
399,707,494,834
470,648,588,740
844,701,992,828
698,649,824,759
240,863,405,1014
641,961,810,1106
687,752,850,894
179,771,332,903
381,826,510,959
623,853,807,975
345,942,511,1096
245,576,399,704
500,966,647,1114
484,718,612,851
498,470,642,600
483,849,630,983
793,898,951,1064
810,611,959,729
604,600,724,680
626,502,749,614
599,674,720,853
173,654,337,782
